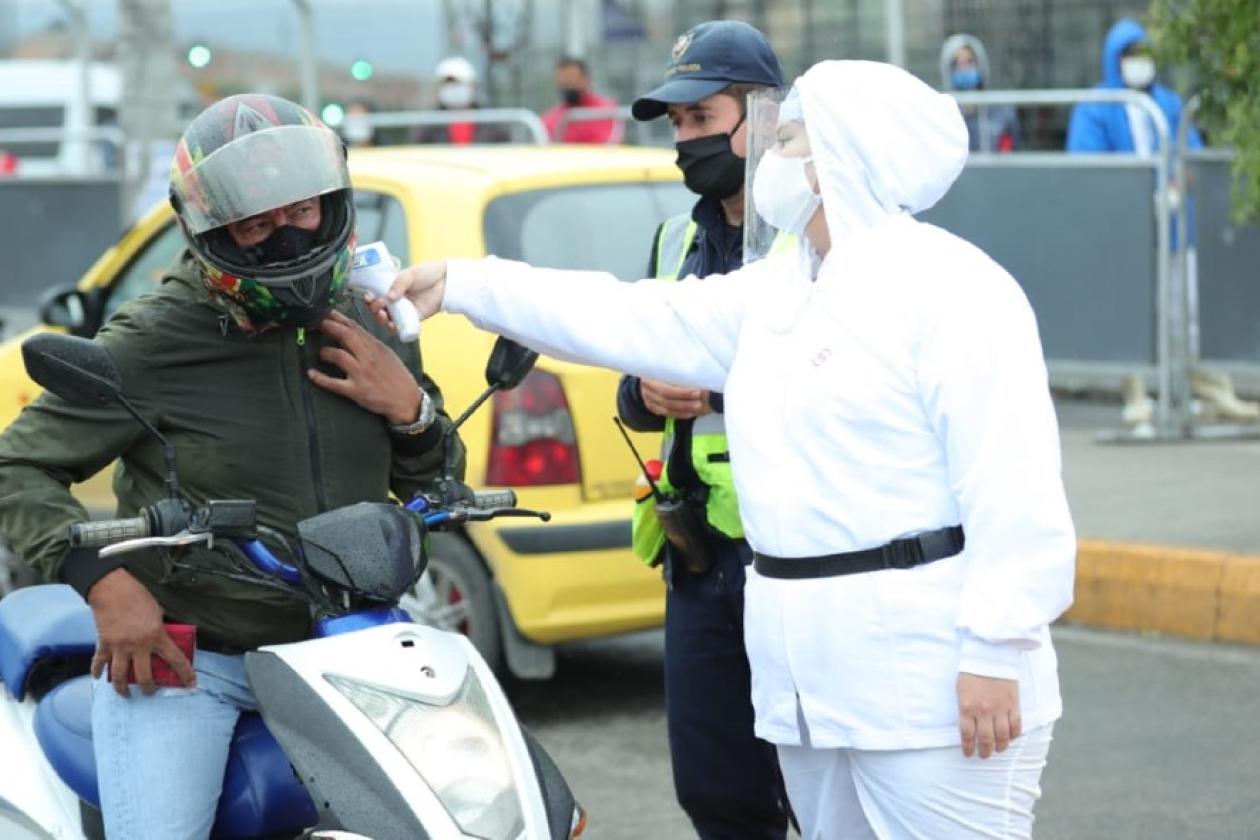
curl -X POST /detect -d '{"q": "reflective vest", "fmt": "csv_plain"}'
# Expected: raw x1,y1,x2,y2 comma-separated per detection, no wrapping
631,213,744,566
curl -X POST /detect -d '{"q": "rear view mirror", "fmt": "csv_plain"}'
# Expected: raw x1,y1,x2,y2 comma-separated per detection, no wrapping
485,337,538,391
21,333,122,407
39,287,90,332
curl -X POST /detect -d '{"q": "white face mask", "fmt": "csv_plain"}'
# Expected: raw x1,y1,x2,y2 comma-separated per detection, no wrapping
1120,56,1156,89
752,150,822,236
437,82,474,109
342,115,372,145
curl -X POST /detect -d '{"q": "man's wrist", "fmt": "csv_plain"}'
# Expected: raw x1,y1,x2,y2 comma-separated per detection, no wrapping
388,388,436,435
61,547,129,601
385,386,424,426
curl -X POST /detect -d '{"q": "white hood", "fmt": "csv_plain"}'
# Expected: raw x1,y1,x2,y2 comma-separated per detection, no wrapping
795,61,969,243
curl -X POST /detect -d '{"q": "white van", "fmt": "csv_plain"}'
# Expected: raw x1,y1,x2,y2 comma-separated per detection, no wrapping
0,60,123,177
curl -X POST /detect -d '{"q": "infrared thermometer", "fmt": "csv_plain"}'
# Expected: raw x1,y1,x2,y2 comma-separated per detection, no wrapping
349,241,421,342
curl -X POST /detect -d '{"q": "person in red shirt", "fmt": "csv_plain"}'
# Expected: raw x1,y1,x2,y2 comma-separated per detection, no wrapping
0,149,17,176
541,57,625,145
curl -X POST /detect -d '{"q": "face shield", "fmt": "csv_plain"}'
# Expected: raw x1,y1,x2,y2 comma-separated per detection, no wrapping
742,85,822,264
171,123,350,236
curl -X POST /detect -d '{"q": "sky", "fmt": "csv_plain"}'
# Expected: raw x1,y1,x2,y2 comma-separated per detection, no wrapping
1,0,448,76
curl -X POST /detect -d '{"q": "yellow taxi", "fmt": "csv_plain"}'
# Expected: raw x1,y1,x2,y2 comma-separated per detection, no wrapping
0,144,693,677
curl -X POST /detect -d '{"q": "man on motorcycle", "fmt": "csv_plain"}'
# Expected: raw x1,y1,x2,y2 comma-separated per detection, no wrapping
0,93,464,839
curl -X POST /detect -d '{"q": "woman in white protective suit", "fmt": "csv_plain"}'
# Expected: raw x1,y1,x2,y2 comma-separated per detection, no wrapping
377,60,1076,839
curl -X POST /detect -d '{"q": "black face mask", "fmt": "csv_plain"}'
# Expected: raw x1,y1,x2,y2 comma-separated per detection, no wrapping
673,114,747,200
241,225,319,267
560,87,583,106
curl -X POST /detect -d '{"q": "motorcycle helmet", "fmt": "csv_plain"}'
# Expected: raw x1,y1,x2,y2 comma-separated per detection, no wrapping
169,93,356,331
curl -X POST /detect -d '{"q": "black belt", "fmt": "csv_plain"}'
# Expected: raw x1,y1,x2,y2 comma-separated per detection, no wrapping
753,526,965,580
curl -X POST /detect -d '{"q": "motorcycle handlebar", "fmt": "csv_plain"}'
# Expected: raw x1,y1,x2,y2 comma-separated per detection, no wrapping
470,490,517,510
69,516,150,548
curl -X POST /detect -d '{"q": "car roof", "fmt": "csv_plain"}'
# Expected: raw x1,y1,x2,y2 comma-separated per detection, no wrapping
349,144,681,197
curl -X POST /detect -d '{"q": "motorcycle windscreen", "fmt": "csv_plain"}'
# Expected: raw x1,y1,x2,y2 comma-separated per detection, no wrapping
297,502,424,602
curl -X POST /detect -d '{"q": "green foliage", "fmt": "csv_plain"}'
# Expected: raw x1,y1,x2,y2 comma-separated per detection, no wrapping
1150,0,1260,222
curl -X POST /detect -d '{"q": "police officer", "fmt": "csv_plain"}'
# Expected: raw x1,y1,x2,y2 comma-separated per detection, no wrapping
615,21,791,839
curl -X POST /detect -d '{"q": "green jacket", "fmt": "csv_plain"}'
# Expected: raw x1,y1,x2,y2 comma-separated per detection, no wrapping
0,252,465,650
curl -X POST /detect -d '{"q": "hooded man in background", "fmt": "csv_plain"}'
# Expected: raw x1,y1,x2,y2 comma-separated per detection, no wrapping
939,33,1019,152
1067,18,1201,155
1068,19,1259,425
412,56,511,145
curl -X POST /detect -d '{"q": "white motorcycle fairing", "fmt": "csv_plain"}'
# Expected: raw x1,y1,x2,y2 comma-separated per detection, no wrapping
0,694,85,839
245,621,552,840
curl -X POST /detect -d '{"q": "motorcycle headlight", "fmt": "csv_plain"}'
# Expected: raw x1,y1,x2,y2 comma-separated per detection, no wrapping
327,671,525,840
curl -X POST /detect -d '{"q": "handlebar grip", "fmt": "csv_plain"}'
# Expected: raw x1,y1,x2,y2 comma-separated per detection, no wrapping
69,516,150,548
471,490,517,510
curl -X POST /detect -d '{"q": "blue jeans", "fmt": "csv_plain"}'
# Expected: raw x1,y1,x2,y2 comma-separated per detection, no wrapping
91,649,255,840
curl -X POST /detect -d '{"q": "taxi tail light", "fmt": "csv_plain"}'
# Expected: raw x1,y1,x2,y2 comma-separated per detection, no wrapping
485,370,580,486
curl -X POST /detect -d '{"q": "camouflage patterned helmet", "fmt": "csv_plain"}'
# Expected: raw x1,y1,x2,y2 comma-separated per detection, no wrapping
169,93,355,332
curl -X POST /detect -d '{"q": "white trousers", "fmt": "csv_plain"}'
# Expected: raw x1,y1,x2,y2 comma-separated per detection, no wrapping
778,724,1054,840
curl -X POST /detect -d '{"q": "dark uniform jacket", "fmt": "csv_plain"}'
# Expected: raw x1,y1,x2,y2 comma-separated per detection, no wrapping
0,251,464,650
616,195,740,491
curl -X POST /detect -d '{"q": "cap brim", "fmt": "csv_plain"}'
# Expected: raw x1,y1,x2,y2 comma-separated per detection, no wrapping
631,77,731,121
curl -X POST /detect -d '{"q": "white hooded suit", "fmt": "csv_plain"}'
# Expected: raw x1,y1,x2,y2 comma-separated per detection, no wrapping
439,60,1075,833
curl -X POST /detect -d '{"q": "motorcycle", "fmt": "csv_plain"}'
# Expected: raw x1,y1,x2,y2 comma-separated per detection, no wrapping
0,331,585,840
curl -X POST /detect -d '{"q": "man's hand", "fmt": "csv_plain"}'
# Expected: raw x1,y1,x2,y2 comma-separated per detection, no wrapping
957,672,1022,759
369,260,448,330
89,568,196,697
309,311,422,425
640,378,710,420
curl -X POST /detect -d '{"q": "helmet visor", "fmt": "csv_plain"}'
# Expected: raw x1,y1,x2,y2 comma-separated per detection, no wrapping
743,84,814,264
172,124,349,235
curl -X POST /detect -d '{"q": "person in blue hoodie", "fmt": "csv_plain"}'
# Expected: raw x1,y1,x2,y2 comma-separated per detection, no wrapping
1067,20,1260,427
1067,18,1202,154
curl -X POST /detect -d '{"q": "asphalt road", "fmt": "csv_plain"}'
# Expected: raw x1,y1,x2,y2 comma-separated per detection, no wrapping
515,627,1260,840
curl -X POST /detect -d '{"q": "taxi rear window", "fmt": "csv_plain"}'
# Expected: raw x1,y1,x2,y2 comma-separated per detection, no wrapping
484,182,692,281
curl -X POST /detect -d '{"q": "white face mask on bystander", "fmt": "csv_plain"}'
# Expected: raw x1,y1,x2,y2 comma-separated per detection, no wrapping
437,82,475,109
752,151,821,236
1120,56,1156,89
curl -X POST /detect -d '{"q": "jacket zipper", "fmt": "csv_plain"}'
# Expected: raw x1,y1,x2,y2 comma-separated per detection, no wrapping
295,327,329,511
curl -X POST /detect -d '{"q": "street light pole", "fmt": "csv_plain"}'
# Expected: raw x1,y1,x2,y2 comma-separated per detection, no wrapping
54,0,90,175
116,0,177,223
292,0,319,113
564,0,584,58
884,0,906,68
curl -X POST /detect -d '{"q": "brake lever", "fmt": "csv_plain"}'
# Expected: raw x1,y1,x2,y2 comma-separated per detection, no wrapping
450,507,551,523
100,530,214,559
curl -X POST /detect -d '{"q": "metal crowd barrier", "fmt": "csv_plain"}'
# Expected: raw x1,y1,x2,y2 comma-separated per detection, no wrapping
551,105,633,145
356,108,549,145
0,125,126,177
942,88,1206,440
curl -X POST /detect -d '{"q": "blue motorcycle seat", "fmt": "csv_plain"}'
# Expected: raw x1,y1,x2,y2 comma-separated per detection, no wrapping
0,584,96,700
36,674,318,838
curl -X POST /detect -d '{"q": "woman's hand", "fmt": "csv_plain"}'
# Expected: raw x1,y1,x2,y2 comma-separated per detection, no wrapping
957,673,1022,758
310,311,422,425
369,260,448,331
